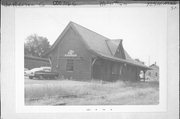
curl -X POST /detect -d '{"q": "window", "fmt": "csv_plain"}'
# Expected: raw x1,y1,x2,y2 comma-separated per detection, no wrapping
66,59,74,71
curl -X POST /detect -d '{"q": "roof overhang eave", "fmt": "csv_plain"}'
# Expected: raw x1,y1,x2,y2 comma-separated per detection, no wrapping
89,49,151,70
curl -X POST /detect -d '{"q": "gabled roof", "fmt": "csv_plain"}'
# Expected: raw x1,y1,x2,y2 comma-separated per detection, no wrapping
105,39,149,69
107,39,131,59
106,39,121,55
72,22,112,56
46,21,150,69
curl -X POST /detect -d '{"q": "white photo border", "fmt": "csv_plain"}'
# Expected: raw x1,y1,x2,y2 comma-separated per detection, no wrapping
2,4,179,118
15,6,167,113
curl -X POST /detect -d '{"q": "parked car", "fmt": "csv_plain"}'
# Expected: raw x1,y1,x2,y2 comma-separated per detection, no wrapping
24,68,31,76
28,67,59,80
40,66,51,72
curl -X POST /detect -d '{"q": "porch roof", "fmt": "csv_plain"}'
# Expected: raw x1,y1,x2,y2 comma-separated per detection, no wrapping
92,50,151,70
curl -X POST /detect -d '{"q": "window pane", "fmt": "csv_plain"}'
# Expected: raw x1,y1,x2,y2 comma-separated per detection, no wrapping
66,59,74,71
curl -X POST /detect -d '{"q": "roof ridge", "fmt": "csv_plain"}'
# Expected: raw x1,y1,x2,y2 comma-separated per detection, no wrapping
44,21,149,69
70,21,111,41
70,21,114,56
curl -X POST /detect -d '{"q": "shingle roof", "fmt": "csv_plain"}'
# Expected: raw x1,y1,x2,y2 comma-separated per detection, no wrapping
92,50,150,69
47,21,150,69
104,39,149,69
71,22,112,56
106,39,121,55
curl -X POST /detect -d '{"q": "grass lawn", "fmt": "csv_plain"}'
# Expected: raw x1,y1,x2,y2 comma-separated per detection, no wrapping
25,78,159,105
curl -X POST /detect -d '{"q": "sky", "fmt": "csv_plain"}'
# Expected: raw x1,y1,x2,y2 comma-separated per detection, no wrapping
15,6,167,66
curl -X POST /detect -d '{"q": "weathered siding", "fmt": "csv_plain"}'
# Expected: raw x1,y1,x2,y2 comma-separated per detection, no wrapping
122,65,137,81
50,27,92,80
92,59,138,81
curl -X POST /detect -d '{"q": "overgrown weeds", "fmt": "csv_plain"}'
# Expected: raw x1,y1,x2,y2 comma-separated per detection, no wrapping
25,79,159,105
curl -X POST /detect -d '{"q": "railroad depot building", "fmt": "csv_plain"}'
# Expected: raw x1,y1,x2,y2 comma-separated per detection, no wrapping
45,22,150,81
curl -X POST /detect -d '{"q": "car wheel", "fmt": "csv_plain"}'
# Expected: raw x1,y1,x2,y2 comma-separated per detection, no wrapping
29,76,33,79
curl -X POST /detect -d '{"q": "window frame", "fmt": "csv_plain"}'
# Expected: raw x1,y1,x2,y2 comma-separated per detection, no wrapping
66,59,74,72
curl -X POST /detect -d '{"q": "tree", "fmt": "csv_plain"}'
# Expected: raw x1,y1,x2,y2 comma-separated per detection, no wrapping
24,34,50,57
